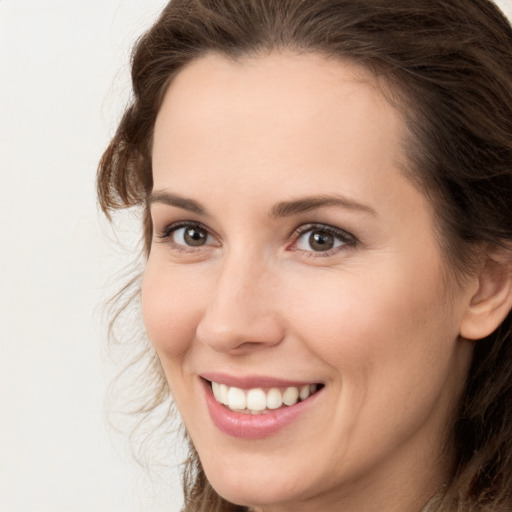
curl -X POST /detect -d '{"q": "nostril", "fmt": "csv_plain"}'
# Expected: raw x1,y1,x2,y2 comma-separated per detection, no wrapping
196,314,286,354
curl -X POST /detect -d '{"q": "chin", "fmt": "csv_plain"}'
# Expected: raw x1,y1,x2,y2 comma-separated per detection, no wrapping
208,475,297,510
201,452,322,510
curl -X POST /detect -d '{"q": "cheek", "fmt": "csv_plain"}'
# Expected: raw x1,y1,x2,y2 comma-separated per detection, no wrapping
279,263,465,460
141,262,204,363
282,260,456,381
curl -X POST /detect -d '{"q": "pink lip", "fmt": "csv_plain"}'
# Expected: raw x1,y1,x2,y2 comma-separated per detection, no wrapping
200,377,322,439
201,371,320,390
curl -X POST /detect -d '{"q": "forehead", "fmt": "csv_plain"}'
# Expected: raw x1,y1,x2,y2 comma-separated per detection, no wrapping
152,52,409,205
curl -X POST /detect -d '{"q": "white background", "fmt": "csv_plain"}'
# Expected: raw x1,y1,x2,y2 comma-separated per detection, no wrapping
0,2,181,511
1,1,511,511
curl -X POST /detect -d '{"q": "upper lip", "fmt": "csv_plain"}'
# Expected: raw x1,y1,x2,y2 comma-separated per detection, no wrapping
200,372,322,389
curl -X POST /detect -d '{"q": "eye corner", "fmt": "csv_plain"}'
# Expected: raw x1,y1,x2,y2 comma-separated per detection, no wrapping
289,222,358,257
152,220,221,254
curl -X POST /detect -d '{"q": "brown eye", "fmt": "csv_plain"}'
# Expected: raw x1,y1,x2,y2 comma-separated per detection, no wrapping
164,224,214,248
308,230,335,251
182,226,208,246
295,225,355,254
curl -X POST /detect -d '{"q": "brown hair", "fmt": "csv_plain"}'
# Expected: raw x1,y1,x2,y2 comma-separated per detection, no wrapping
98,1,512,510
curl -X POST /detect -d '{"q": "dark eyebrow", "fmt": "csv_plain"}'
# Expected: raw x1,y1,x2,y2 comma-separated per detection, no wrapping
147,190,376,219
270,195,376,218
147,190,209,216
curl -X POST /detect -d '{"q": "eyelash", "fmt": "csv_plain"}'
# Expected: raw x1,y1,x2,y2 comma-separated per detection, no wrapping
155,221,357,256
156,221,218,253
290,223,357,257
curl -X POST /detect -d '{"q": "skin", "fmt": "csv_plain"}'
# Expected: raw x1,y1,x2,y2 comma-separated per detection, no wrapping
142,53,477,511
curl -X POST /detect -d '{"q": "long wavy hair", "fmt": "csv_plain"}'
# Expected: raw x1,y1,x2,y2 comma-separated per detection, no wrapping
97,1,512,510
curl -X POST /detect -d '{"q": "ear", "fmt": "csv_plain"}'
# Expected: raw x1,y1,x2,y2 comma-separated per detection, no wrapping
460,245,512,340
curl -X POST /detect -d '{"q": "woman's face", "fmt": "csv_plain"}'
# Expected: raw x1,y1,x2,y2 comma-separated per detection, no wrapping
143,53,475,511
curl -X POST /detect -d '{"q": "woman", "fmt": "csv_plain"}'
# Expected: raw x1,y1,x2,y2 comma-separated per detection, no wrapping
98,0,512,510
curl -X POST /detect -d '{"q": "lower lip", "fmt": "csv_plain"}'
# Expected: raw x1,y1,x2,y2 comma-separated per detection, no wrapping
202,379,321,439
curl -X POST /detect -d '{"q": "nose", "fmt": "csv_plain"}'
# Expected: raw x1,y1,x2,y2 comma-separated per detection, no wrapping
195,251,285,355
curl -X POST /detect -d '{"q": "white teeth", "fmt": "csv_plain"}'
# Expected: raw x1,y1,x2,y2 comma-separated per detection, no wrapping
299,385,311,400
246,388,267,411
211,382,320,412
266,388,283,410
219,384,229,405
212,381,221,401
228,387,246,410
282,386,299,406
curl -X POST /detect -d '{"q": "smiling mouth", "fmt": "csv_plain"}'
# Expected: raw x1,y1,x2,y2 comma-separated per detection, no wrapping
209,380,324,415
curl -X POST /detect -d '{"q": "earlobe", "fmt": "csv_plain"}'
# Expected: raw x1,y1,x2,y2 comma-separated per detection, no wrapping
460,246,512,341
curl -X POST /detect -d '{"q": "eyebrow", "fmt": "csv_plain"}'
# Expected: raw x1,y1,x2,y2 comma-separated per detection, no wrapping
147,190,376,218
269,194,377,218
147,190,209,216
